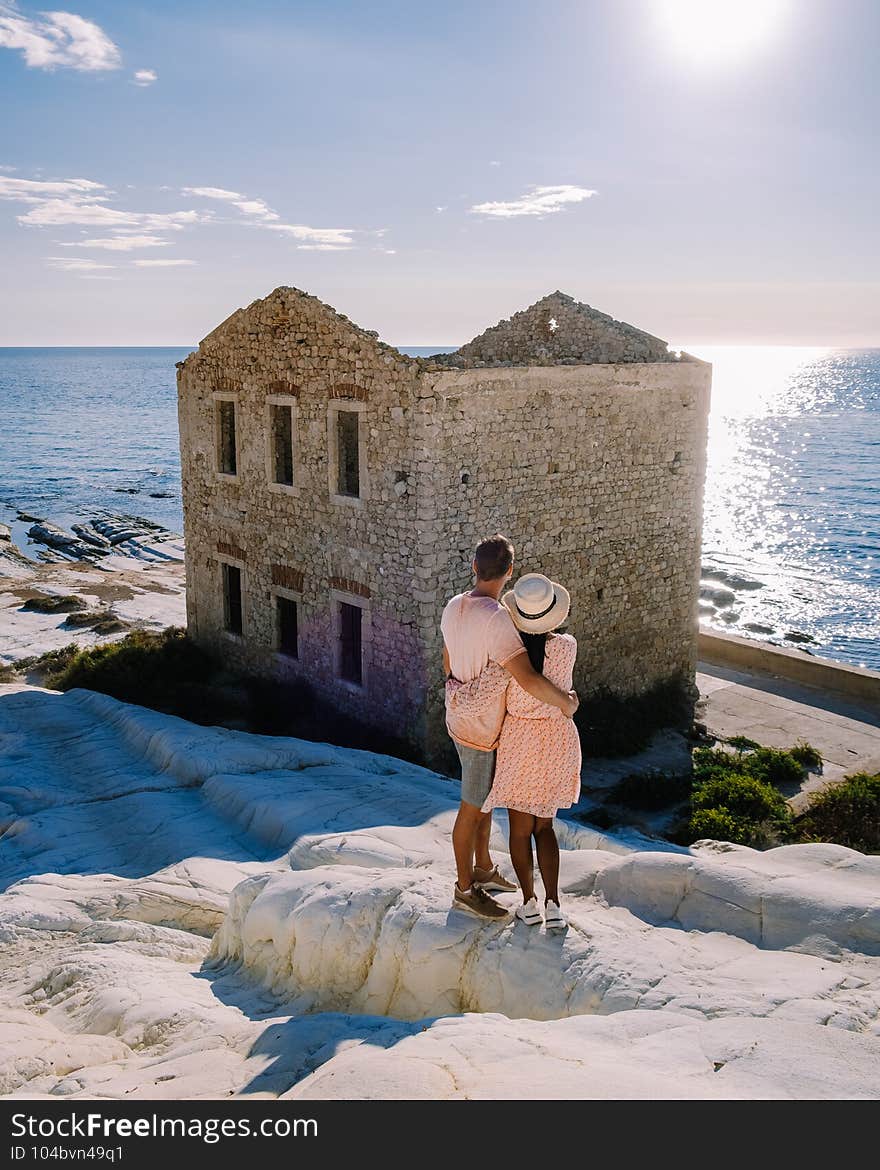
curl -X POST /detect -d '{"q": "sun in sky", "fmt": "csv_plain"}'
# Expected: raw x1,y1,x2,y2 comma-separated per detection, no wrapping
655,0,791,64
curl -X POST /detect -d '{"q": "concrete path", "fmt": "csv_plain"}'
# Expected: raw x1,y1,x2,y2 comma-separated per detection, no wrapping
696,662,880,810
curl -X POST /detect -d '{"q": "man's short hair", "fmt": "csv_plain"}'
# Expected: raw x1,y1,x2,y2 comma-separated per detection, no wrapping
474,534,514,581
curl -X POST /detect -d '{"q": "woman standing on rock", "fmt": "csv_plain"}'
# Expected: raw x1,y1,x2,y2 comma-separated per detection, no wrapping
447,573,581,929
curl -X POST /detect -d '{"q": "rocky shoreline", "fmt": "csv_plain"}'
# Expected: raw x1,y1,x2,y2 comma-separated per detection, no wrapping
0,508,186,669
699,562,818,652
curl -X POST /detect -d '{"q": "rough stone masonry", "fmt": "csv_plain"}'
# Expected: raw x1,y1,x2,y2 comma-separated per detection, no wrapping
177,288,711,767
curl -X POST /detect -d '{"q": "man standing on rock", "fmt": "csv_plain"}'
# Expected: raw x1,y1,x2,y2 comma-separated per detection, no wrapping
441,534,579,919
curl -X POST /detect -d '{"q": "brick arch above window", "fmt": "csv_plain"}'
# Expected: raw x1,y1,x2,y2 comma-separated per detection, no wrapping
212,376,240,393
268,380,301,396
329,383,368,402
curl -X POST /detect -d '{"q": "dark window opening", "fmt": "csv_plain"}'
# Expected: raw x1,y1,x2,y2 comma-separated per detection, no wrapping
217,400,237,475
336,410,360,497
338,601,362,685
222,563,243,635
271,404,294,486
276,596,298,658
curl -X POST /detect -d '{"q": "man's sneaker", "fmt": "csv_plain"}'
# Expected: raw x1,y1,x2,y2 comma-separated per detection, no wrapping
472,864,518,894
453,884,509,920
515,897,543,926
544,900,567,930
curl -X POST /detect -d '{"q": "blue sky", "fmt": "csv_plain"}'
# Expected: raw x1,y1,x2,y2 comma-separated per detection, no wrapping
1,0,878,345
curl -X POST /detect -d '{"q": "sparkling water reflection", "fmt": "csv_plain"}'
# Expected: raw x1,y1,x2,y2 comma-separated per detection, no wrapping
685,345,879,669
0,345,878,670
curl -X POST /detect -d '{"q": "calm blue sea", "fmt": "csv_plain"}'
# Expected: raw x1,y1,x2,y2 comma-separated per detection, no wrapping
1,345,877,670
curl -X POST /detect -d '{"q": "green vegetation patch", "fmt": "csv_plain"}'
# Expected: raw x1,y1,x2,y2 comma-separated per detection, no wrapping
794,772,880,854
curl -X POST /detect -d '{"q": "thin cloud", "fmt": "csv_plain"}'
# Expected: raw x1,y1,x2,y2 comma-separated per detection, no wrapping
132,69,157,87
0,175,107,203
268,224,355,248
1,175,210,236
0,4,121,72
47,256,115,271
181,186,243,201
132,258,196,267
181,185,279,222
6,172,377,264
470,184,597,218
184,186,361,244
231,198,278,221
295,243,352,252
55,234,169,251
19,201,209,230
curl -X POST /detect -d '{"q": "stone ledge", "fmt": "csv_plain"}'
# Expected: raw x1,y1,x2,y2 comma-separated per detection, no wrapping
698,629,880,710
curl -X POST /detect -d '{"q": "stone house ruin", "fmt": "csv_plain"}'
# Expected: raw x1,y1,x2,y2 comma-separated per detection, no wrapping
177,288,711,766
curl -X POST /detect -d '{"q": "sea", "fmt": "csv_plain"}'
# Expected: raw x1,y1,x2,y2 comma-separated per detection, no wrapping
0,345,878,670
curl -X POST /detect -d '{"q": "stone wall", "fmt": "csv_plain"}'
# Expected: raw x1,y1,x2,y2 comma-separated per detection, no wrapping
417,362,712,761
177,287,432,748
178,286,711,769
436,291,677,368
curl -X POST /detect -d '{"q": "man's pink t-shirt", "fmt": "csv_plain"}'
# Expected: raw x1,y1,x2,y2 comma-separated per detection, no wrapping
440,592,526,750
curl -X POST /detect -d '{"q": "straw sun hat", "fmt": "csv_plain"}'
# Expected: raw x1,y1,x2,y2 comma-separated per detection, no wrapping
502,573,571,635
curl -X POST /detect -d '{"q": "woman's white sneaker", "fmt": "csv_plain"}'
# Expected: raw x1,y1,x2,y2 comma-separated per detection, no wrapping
544,900,567,930
515,897,543,926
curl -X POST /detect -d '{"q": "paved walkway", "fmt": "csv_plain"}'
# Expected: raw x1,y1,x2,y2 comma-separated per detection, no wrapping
696,662,880,809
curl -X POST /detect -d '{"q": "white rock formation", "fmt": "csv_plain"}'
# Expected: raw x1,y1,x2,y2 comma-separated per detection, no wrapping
1,685,879,1099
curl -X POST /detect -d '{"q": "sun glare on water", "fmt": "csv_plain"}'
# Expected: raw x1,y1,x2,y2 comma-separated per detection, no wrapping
655,0,790,64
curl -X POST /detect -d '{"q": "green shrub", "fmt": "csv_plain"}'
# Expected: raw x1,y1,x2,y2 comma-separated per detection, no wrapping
741,747,804,787
21,594,85,614
62,610,127,634
794,773,880,853
609,770,692,810
789,740,823,770
693,745,805,789
39,627,229,725
0,663,16,683
693,772,791,824
692,747,740,784
688,807,754,845
726,735,761,753
19,643,80,680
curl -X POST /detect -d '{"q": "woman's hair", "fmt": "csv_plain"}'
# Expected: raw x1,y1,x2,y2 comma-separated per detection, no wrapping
520,631,547,674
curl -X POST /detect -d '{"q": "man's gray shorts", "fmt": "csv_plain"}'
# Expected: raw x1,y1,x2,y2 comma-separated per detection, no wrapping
454,741,496,808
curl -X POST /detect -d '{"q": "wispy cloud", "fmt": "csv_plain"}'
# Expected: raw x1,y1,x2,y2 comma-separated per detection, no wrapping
1,171,212,275
132,68,157,87
183,186,360,247
267,224,354,249
132,258,196,267
0,175,106,203
47,256,115,271
470,184,597,218
0,4,121,72
19,200,208,230
181,186,241,201
55,234,169,251
4,171,377,270
181,185,279,222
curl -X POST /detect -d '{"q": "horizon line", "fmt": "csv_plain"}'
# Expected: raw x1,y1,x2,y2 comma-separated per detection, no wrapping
0,341,878,351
